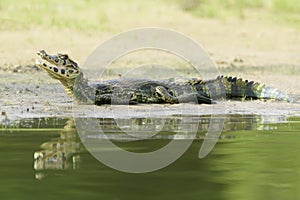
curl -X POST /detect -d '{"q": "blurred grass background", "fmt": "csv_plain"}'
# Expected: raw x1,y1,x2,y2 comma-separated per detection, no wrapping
0,0,300,70
180,0,300,27
0,0,299,31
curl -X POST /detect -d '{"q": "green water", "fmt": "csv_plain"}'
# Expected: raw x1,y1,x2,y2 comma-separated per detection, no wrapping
0,115,300,200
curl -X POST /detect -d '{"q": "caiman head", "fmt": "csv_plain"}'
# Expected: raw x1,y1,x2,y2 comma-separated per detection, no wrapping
36,50,80,80
36,50,81,97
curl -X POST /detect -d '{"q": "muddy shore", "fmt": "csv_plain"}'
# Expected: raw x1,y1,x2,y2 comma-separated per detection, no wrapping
0,64,299,122
1,18,300,121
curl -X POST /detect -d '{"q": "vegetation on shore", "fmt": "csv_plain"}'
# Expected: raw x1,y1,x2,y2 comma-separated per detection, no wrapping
0,0,299,31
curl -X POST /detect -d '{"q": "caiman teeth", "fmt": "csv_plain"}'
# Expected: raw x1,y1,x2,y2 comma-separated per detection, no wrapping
35,59,44,67
35,59,49,68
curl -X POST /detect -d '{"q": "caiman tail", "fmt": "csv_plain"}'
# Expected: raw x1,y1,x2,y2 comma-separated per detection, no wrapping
198,76,293,102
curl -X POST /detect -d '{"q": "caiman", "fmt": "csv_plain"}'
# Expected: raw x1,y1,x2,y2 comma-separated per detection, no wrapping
35,50,292,105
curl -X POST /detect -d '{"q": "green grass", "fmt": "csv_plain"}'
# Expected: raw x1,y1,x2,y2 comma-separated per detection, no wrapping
0,0,109,30
0,0,300,31
179,0,266,18
0,0,178,31
179,0,300,27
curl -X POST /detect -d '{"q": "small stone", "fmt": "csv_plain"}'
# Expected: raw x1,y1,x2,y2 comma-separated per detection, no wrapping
233,57,244,63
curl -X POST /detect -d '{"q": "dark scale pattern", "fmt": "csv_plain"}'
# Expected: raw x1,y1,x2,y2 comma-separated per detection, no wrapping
245,81,257,99
36,50,293,105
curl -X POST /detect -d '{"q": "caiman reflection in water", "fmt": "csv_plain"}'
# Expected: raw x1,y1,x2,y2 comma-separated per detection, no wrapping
33,119,81,180
32,115,287,179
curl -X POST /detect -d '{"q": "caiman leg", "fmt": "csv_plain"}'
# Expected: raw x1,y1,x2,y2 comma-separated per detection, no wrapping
155,86,213,104
155,86,179,104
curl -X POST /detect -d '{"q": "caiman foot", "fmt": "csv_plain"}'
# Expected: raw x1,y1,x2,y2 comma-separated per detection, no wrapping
154,86,213,104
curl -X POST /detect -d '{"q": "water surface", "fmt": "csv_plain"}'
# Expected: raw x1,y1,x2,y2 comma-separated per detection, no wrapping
0,115,300,200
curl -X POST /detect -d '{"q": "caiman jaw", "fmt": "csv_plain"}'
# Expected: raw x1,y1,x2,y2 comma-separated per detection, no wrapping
36,50,80,80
